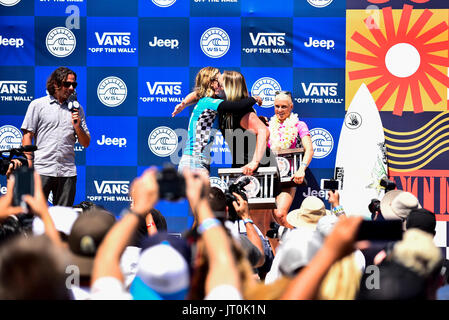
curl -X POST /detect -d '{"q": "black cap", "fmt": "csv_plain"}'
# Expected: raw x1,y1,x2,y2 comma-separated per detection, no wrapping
406,208,436,235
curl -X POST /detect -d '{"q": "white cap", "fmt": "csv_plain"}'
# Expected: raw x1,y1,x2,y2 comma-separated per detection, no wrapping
32,206,79,236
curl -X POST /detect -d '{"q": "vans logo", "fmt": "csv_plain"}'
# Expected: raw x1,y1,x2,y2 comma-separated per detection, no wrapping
301,82,338,97
249,33,285,46
95,32,131,46
146,82,182,95
0,81,27,94
93,180,129,194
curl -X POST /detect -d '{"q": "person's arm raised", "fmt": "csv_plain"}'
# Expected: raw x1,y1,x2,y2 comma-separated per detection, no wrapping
0,177,26,219
91,168,159,284
281,216,363,300
184,170,240,296
23,173,63,247
172,91,199,117
232,192,265,267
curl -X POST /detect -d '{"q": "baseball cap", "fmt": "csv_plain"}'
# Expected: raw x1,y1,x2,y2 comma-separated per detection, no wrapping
67,209,116,276
130,236,190,300
406,208,436,235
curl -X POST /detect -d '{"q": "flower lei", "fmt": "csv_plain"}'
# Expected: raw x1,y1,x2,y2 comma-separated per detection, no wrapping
269,112,299,152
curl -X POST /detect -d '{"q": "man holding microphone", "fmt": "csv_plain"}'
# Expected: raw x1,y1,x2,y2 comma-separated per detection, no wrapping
21,67,90,206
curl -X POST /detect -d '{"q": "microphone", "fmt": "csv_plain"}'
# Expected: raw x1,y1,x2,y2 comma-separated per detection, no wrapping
67,91,80,124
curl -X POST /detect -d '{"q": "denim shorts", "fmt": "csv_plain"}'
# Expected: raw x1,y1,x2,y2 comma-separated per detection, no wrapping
177,154,210,173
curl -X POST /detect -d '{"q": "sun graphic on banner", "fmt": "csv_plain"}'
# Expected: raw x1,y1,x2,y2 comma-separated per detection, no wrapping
346,4,449,116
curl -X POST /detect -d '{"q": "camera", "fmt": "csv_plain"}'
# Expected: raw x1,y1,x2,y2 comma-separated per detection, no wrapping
266,221,281,239
225,177,251,222
156,164,186,201
368,178,397,220
0,146,34,176
380,177,396,192
0,213,34,244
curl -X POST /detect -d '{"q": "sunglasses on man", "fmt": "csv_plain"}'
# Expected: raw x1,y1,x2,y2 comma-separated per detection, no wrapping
62,81,77,89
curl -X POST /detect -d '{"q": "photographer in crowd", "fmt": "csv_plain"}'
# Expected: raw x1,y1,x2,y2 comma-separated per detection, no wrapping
207,186,265,269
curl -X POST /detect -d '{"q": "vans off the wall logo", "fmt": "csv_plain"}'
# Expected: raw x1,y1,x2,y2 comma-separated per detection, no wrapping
140,81,183,105
251,77,281,108
0,81,33,102
97,76,127,107
46,27,76,58
242,32,291,55
200,27,230,58
89,32,136,54
148,126,178,157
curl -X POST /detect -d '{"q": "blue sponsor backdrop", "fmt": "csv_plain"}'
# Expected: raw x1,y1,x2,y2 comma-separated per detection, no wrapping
1,0,349,233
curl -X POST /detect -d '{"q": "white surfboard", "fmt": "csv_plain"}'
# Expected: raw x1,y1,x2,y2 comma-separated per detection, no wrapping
335,83,388,218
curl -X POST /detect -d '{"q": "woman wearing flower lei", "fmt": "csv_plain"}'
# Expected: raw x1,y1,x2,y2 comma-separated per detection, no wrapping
268,91,314,228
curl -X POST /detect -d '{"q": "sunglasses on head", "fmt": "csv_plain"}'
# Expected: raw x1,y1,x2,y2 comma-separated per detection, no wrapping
275,90,292,97
62,81,77,89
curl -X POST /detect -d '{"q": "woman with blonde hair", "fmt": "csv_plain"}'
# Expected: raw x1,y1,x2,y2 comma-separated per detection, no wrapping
219,70,279,176
175,67,261,173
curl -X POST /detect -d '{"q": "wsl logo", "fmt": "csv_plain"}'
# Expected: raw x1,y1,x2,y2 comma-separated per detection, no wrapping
200,27,230,59
97,76,127,108
0,0,21,6
148,126,178,157
140,81,182,103
310,128,333,159
0,81,33,102
46,27,76,58
242,32,291,55
307,0,333,8
89,32,136,54
251,77,281,108
0,125,22,152
152,0,176,7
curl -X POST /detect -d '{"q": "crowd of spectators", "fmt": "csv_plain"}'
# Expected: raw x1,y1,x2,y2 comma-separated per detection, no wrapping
0,167,447,301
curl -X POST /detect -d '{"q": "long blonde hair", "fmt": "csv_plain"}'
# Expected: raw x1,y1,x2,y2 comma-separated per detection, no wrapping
194,66,220,98
317,253,362,300
222,70,249,101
